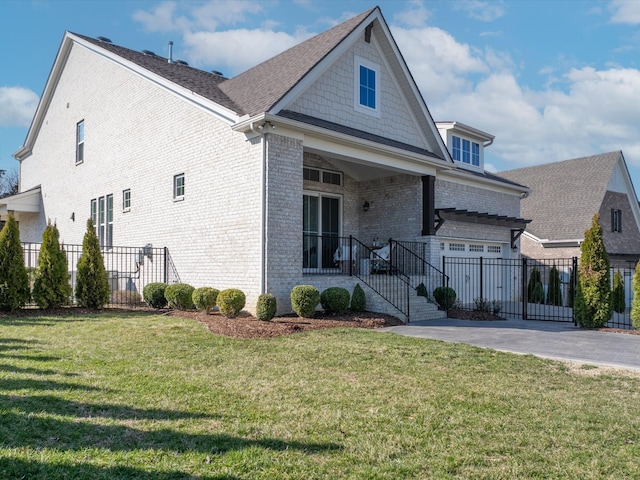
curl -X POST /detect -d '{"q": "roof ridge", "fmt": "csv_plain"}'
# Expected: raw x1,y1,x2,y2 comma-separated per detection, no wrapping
219,7,378,116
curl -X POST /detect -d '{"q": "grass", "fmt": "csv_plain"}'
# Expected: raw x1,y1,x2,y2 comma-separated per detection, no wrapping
1,311,640,479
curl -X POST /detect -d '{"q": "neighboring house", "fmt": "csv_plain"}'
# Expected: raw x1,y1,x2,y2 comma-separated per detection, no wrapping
7,7,528,319
498,151,640,266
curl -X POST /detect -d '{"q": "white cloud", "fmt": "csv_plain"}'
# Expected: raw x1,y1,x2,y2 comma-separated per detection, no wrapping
393,0,431,28
609,0,640,24
0,87,39,128
183,29,311,74
454,0,506,22
133,1,182,32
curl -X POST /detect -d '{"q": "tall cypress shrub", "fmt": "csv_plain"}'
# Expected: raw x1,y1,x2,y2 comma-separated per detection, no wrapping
33,221,72,308
546,264,562,306
75,219,110,309
631,262,640,328
527,267,544,304
611,270,626,314
574,213,612,328
0,214,30,311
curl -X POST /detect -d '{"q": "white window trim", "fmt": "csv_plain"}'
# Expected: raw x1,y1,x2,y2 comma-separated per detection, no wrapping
173,173,185,202
122,189,131,212
353,55,381,118
303,166,342,186
76,120,85,165
450,133,483,170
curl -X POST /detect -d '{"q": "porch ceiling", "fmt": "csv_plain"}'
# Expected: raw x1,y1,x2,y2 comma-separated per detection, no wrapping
0,186,41,217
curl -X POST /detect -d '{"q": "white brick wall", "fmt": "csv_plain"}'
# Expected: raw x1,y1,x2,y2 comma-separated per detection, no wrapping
20,43,263,306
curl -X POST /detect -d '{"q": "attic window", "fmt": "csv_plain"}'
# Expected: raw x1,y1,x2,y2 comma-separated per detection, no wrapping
354,56,380,117
612,209,622,232
452,135,480,167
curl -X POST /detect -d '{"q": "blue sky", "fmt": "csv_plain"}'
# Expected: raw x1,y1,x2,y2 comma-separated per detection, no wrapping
2,0,640,189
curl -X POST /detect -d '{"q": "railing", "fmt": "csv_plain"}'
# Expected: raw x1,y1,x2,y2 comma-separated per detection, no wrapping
393,240,449,302
22,242,179,307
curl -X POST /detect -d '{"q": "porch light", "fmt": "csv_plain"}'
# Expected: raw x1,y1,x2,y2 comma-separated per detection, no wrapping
362,201,370,212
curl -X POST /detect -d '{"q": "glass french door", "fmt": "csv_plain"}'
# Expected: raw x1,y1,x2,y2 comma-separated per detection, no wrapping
303,193,341,270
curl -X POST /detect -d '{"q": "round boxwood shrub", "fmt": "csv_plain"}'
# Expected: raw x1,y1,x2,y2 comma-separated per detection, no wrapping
192,287,219,314
164,283,195,310
291,285,320,317
320,287,350,314
256,293,277,321
143,282,168,309
351,283,366,312
217,288,246,318
433,286,456,310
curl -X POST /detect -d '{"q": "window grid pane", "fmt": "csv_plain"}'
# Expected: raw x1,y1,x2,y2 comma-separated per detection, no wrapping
452,136,461,161
174,174,185,198
123,189,131,210
106,195,113,247
76,120,84,164
359,65,376,109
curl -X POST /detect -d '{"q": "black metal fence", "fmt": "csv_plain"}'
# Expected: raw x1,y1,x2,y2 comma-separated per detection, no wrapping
444,256,635,329
22,242,180,307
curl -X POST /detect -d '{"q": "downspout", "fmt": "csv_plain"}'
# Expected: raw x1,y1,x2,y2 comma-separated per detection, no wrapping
250,122,267,294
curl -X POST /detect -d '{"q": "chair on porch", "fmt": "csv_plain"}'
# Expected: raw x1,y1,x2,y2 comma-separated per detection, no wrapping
333,244,358,273
370,243,393,274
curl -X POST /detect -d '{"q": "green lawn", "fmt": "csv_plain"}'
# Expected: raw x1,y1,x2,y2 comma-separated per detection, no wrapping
1,312,639,479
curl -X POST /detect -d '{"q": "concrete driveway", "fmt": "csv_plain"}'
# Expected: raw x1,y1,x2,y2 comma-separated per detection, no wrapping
382,317,640,371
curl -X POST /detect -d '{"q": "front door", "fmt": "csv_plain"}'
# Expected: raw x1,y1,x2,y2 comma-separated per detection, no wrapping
303,193,341,270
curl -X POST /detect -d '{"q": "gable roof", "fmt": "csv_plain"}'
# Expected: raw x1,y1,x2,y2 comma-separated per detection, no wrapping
497,151,626,240
220,8,376,117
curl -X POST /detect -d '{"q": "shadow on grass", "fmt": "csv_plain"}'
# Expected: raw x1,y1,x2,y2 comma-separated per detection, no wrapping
0,457,240,480
0,309,159,326
0,378,104,392
0,363,77,376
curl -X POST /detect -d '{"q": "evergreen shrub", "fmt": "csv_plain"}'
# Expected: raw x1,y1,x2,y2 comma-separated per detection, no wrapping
433,286,456,310
351,283,366,312
143,282,168,309
256,293,277,321
320,287,350,314
291,285,320,317
192,287,219,313
164,283,195,310
32,221,72,309
631,262,640,328
0,214,30,311
217,288,246,318
546,264,562,306
75,220,110,309
527,267,544,304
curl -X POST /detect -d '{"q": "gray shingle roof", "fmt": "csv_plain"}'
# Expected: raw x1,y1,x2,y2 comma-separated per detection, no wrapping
497,151,622,240
220,8,377,116
74,33,243,113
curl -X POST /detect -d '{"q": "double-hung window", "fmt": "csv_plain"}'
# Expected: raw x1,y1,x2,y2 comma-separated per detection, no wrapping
174,173,185,200
123,189,131,212
91,194,113,247
354,56,380,116
451,135,480,167
76,120,85,164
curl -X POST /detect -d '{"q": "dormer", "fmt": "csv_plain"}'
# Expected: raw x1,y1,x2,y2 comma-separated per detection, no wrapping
436,122,494,172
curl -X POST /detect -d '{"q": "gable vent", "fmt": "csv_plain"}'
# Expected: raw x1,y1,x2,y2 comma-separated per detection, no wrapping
96,36,112,43
141,49,157,56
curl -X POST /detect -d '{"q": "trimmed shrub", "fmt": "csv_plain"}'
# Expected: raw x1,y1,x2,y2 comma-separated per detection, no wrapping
165,283,195,310
546,264,562,306
32,221,72,309
433,286,456,310
527,267,544,304
0,214,30,311
320,287,350,314
473,297,490,312
351,283,366,312
143,282,168,309
192,287,219,314
75,219,110,309
575,213,612,328
631,262,640,328
291,285,320,318
612,270,626,314
111,290,142,305
217,288,246,318
416,283,429,299
256,293,277,321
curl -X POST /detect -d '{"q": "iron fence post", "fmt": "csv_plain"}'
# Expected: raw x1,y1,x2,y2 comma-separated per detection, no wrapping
572,256,578,326
349,235,353,276
479,256,484,300
164,247,169,284
522,257,528,320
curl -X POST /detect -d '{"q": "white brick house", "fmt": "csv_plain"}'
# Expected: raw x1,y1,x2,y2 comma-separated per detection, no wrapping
8,7,528,319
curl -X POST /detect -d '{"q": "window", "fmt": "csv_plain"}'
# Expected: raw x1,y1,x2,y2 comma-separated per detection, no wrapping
612,209,622,232
449,243,465,252
303,167,342,186
451,135,480,167
469,245,484,253
90,194,113,247
76,120,84,164
174,173,185,200
354,56,380,116
487,245,502,253
122,189,131,211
